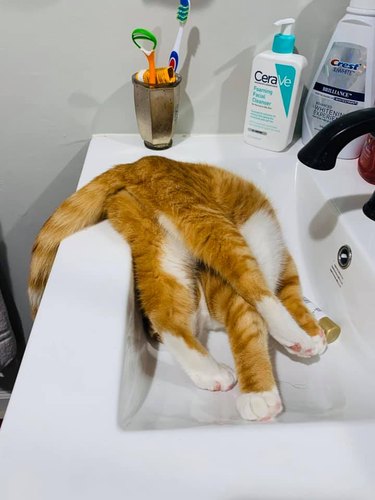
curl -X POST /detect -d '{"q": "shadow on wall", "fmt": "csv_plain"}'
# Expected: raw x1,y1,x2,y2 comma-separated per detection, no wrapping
0,0,60,9
68,24,166,135
3,144,89,342
215,45,255,133
175,26,200,134
91,82,136,134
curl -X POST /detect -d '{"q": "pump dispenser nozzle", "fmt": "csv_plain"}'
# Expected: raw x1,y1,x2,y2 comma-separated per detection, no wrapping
272,18,296,54
274,18,295,35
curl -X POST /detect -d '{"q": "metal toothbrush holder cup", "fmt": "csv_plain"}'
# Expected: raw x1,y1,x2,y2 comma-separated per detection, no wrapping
132,73,182,150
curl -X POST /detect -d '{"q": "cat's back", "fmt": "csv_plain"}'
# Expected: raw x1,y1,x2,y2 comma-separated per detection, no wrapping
124,156,219,202
131,155,253,194
121,156,270,221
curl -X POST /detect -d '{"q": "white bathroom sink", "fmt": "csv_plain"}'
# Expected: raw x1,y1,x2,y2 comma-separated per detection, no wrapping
296,161,375,421
0,135,374,499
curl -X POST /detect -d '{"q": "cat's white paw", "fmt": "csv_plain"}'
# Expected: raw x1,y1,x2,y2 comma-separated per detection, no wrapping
282,328,327,358
272,329,315,358
162,333,237,392
312,328,328,355
269,319,326,358
236,387,283,421
257,297,327,359
191,363,237,392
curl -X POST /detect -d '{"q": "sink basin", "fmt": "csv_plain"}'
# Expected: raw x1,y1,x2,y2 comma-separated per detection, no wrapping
0,135,374,499
120,140,375,430
296,162,375,422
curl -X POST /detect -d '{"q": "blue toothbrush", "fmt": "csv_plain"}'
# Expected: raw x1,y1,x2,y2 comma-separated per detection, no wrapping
168,0,191,71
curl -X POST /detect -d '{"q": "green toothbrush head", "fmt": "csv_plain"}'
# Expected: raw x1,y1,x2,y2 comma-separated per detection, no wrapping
177,0,190,24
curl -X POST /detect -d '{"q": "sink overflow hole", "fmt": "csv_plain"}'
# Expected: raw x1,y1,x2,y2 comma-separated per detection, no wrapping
337,245,352,269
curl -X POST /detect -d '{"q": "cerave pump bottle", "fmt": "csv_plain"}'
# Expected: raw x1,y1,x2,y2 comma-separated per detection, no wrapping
302,0,375,159
243,18,307,152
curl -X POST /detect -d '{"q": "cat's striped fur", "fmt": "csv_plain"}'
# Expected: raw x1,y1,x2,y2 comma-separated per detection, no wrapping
29,156,326,421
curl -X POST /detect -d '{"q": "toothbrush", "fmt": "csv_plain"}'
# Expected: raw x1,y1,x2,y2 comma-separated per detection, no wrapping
168,0,191,71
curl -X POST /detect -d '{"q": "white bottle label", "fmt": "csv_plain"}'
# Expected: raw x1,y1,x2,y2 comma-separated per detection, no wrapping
303,296,325,321
304,42,367,135
244,59,298,149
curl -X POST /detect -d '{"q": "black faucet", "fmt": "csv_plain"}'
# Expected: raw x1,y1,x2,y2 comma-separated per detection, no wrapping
297,108,375,221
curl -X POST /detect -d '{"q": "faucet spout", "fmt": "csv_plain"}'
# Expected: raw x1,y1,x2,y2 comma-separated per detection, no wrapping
298,108,375,221
298,108,375,170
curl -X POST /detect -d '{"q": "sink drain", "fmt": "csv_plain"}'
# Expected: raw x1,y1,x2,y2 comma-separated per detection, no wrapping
337,245,352,269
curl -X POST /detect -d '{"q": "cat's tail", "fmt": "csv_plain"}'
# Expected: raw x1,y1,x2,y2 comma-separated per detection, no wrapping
28,164,128,318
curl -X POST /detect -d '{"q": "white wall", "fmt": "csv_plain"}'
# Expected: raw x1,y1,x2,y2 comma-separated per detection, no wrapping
0,0,349,343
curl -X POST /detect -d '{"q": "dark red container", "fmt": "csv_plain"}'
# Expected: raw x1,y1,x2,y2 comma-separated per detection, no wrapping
358,133,375,184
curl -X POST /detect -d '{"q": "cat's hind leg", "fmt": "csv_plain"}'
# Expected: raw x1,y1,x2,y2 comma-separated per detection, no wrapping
160,208,322,359
106,190,236,392
238,207,325,358
199,268,282,421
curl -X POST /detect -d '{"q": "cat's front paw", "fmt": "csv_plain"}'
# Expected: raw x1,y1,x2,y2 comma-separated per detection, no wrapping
236,387,283,421
191,363,237,392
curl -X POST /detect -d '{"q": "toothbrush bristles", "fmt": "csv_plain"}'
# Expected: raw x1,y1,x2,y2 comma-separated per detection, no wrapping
177,5,189,23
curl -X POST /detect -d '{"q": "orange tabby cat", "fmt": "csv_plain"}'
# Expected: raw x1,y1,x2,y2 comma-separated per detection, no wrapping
29,156,327,421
